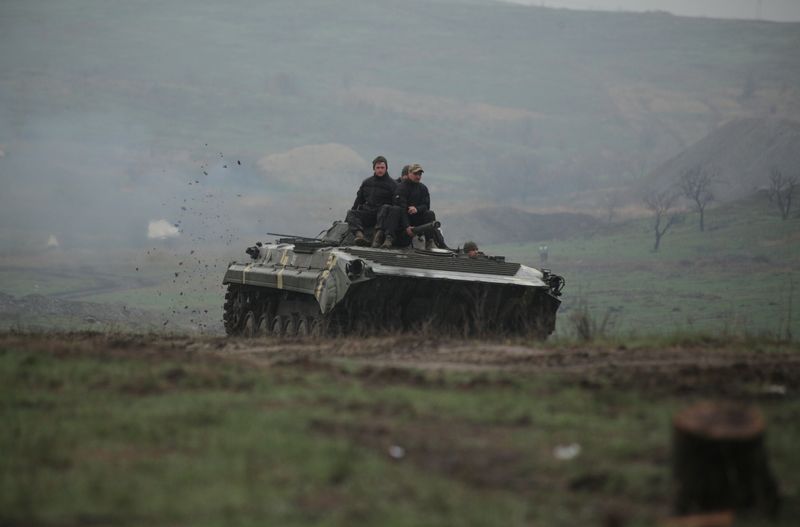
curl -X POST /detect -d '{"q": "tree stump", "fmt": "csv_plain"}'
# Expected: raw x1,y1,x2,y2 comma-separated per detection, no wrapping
672,401,780,517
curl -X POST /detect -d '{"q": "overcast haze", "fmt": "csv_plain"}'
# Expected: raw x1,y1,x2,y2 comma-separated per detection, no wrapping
504,0,800,21
0,0,798,253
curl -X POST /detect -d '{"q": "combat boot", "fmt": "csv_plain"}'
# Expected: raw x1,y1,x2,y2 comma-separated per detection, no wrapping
354,231,369,246
424,237,435,250
380,234,394,249
371,229,385,248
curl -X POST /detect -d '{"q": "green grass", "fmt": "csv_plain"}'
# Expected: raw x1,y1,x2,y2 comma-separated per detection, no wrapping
0,269,98,297
1,196,797,337
489,197,800,337
80,284,223,313
2,338,799,526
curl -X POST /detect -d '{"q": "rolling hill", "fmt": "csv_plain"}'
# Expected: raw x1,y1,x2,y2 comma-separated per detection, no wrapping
1,0,799,250
649,118,800,199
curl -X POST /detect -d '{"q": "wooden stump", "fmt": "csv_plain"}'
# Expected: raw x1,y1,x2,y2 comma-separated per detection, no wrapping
672,401,780,517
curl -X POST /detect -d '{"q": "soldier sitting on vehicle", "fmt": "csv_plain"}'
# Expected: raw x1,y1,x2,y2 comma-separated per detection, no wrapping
380,163,437,249
345,156,397,247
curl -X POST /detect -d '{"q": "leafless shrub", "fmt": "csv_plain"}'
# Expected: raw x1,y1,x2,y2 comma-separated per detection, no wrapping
679,164,720,231
643,188,681,251
768,167,797,220
568,300,615,342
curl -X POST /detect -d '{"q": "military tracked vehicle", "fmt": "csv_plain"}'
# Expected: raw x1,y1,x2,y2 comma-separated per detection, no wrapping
222,221,564,338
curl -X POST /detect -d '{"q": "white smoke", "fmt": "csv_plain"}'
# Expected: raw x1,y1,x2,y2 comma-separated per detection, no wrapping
46,234,59,248
147,219,180,240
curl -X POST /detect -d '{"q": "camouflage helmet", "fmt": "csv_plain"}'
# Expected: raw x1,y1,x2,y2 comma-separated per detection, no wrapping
463,241,479,253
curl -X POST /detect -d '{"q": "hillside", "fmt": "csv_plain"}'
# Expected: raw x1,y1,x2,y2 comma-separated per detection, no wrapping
1,0,799,250
649,118,800,199
444,207,598,245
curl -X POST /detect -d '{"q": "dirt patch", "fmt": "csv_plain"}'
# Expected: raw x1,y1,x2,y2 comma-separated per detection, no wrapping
587,359,800,399
353,365,440,387
308,417,539,493
3,332,799,399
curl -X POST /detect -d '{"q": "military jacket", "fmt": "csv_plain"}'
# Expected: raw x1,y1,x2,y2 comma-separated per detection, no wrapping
352,175,397,211
394,180,430,214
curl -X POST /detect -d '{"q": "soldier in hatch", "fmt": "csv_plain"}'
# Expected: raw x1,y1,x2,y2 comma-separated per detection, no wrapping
382,163,437,249
345,156,397,246
463,241,480,258
396,164,410,184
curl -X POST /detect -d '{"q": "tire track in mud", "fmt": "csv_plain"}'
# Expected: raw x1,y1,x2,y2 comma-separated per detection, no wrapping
222,338,800,375
3,333,799,385
184,337,800,398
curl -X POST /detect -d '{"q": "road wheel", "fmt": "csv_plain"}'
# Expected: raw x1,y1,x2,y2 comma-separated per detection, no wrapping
270,315,285,337
284,316,298,337
309,317,324,338
296,317,310,337
223,285,244,336
255,313,269,337
242,310,256,338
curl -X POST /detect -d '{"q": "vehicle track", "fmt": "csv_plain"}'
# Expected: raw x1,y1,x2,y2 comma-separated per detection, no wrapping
3,332,799,380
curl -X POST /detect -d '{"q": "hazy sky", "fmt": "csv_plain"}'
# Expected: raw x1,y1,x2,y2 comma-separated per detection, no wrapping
502,0,800,21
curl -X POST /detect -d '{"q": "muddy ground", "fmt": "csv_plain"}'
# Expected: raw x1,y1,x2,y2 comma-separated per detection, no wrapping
4,332,800,526
5,332,799,398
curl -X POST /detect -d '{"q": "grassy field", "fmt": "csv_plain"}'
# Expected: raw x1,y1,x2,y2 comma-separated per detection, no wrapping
2,333,799,526
0,268,100,298
0,195,797,338
488,196,800,338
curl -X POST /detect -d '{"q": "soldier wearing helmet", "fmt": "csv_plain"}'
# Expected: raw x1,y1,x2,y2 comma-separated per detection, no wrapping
462,241,480,258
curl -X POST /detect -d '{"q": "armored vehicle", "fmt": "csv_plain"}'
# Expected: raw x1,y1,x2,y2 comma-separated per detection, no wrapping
222,221,564,338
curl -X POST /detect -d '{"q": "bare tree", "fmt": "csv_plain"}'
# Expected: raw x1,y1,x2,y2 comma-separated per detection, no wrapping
679,164,719,232
768,167,797,220
644,189,680,252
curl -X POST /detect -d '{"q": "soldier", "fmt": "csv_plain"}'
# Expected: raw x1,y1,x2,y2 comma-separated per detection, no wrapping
367,164,412,248
463,241,480,258
345,156,397,246
396,164,410,184
385,163,436,249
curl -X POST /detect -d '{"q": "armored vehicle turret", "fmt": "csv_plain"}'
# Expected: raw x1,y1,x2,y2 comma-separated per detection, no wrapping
222,221,564,338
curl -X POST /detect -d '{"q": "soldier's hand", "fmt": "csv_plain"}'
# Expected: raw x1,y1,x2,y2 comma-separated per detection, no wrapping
406,227,414,237
408,206,418,215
